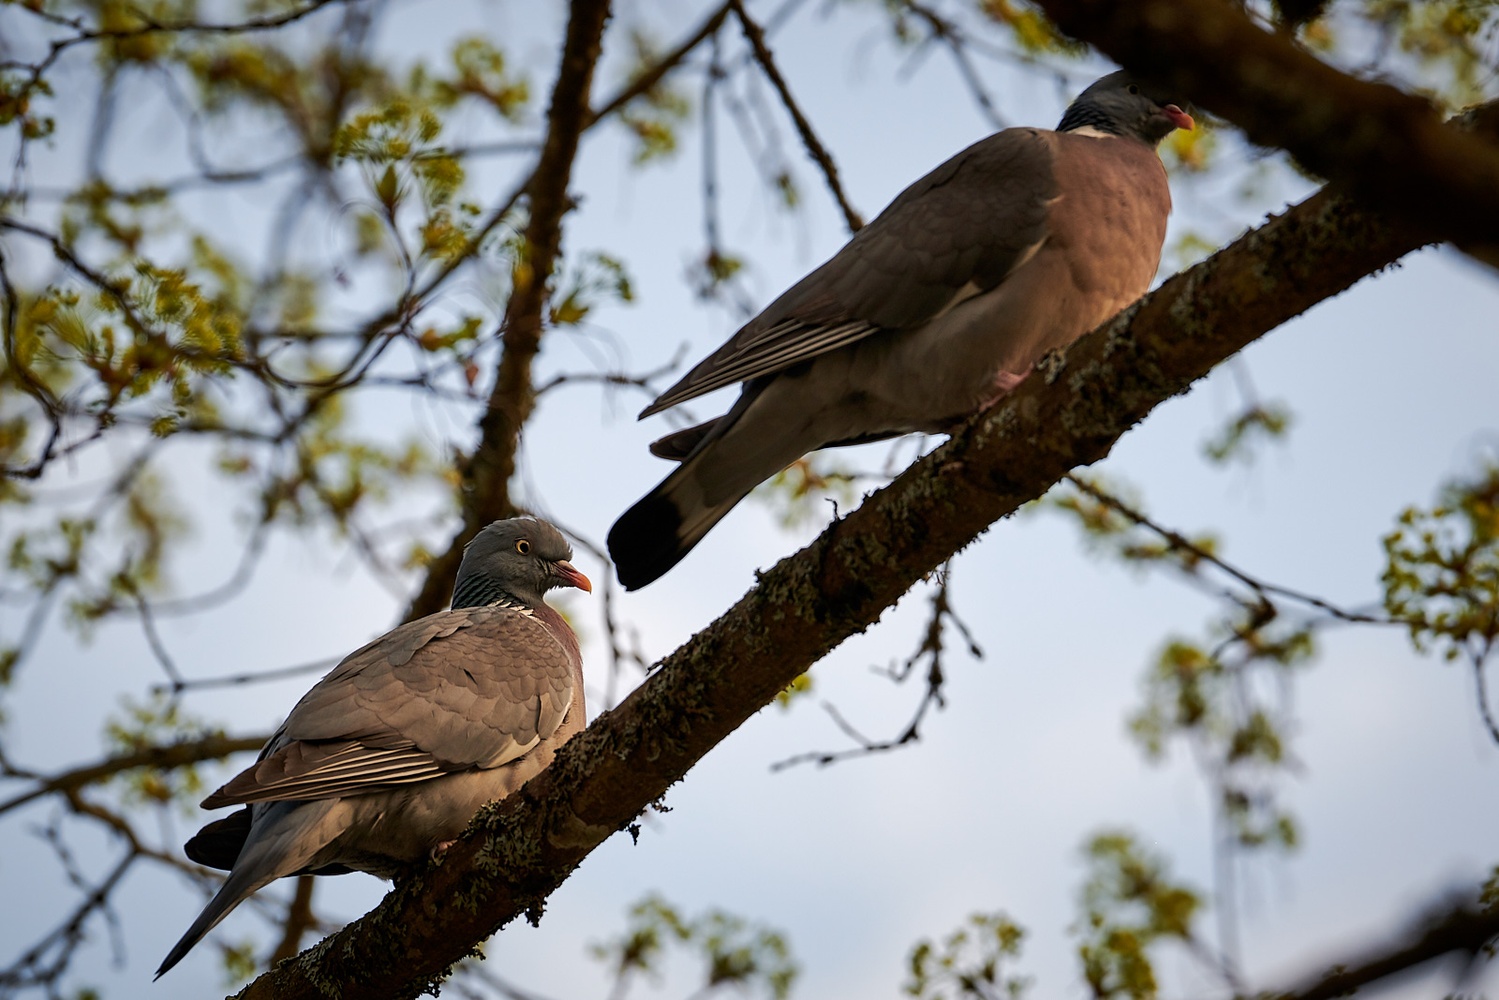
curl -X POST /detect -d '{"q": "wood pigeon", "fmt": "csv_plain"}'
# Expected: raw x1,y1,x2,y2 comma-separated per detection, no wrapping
608,72,1193,590
156,517,591,977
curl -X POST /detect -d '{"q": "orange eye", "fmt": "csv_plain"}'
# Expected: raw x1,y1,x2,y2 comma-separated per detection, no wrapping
515,539,531,554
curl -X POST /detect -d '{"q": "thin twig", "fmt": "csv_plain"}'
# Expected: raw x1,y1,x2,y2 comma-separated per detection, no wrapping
588,2,734,126
1064,473,1389,625
729,0,865,233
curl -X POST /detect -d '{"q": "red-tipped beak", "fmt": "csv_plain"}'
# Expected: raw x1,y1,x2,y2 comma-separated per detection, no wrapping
1163,104,1195,131
553,560,592,593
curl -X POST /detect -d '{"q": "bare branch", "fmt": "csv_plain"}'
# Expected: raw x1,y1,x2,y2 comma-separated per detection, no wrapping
1062,473,1389,626
153,656,342,696
729,0,866,233
772,565,979,770
588,2,735,126
896,1,1009,129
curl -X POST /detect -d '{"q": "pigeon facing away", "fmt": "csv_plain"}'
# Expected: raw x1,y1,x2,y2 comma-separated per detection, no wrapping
608,72,1193,589
156,517,591,977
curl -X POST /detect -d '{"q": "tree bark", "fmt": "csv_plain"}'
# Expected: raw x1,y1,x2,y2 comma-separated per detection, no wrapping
405,0,614,621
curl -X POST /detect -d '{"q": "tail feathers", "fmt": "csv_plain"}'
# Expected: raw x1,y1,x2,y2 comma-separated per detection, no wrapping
648,418,721,462
614,381,820,588
184,807,252,871
185,806,354,876
609,472,747,590
158,800,344,977
155,862,277,978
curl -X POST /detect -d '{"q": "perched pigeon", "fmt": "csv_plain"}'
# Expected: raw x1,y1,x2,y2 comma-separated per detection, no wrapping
609,72,1193,589
156,517,591,977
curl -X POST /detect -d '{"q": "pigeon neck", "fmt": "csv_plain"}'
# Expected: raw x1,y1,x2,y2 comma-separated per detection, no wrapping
1058,107,1128,141
451,576,532,611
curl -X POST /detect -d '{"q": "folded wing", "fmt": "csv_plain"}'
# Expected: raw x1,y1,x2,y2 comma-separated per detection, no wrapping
203,605,576,808
641,128,1057,417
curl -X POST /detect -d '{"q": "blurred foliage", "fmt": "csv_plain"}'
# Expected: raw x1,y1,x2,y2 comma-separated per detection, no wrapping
103,692,220,807
1159,115,1216,174
1384,460,1499,662
550,251,635,328
1130,630,1305,853
1075,832,1203,1000
437,36,531,119
688,247,747,302
590,894,798,1000
774,670,814,708
905,912,1030,1000
1201,402,1293,466
221,939,260,987
618,29,694,164
1360,0,1499,106
1052,473,1309,860
976,0,1085,53
1481,864,1499,912
754,456,860,527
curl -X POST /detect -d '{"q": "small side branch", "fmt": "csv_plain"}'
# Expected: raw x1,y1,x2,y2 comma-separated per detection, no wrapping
772,564,981,770
730,0,865,233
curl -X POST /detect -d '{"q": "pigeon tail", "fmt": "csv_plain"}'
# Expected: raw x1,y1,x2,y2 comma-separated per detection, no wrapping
184,807,252,871
155,859,279,978
609,471,747,590
186,805,356,877
648,417,721,462
158,800,346,977
613,376,847,588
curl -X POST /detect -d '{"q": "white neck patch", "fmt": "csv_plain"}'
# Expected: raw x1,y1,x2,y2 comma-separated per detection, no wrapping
1065,125,1116,139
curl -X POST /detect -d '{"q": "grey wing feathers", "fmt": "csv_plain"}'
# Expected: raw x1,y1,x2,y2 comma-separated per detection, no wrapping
641,129,1057,417
203,605,575,808
202,743,446,806
643,318,878,415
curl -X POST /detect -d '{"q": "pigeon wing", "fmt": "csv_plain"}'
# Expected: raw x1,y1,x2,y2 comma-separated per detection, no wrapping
641,128,1057,416
202,605,576,807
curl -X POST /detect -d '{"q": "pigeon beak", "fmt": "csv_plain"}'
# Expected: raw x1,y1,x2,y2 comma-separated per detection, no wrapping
1163,103,1195,131
553,560,592,593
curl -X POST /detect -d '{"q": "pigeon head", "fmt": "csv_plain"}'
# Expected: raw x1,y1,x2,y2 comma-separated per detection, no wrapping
1057,71,1194,146
452,517,592,609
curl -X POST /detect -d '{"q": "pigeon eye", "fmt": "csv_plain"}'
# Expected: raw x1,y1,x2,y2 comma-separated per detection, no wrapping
515,539,531,555
1128,84,1140,95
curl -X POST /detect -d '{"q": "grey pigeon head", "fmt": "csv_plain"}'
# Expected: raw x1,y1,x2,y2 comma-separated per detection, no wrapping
1056,71,1194,146
453,517,591,609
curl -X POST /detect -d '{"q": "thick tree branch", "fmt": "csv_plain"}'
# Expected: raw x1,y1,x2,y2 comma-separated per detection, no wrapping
1028,0,1499,265
233,100,1476,997
406,0,614,621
